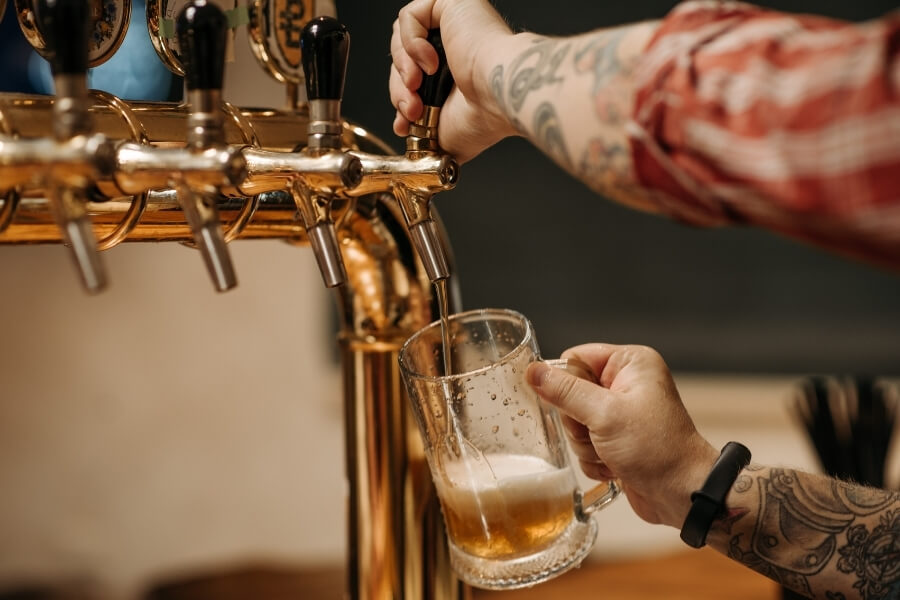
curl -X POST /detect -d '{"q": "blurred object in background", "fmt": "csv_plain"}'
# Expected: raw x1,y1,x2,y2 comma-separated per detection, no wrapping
0,0,176,100
792,375,899,486
785,375,899,600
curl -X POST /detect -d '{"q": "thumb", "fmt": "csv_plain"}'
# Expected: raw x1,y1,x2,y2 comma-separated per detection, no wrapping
526,361,606,429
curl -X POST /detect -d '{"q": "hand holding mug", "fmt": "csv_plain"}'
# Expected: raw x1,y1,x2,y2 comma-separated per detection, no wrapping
399,308,620,590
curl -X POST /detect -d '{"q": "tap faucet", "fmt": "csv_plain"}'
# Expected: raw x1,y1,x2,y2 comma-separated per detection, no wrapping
394,29,457,283
36,0,109,293
343,29,459,284
291,16,356,288
175,0,239,292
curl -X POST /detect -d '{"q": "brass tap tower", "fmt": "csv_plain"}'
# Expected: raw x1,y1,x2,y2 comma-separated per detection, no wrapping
0,0,465,598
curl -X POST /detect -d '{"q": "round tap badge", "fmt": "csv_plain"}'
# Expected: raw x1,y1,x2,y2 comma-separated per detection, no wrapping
15,0,130,67
148,0,237,75
247,0,314,84
89,0,131,65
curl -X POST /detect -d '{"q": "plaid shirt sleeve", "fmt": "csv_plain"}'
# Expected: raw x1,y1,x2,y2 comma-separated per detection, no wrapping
628,1,900,268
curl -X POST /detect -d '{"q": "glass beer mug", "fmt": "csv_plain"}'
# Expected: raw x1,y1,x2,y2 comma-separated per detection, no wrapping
399,308,620,590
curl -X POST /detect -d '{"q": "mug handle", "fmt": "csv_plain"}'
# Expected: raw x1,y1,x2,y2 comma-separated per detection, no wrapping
544,357,622,522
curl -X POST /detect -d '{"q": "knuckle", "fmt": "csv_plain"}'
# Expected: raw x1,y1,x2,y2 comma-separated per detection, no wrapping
553,374,579,404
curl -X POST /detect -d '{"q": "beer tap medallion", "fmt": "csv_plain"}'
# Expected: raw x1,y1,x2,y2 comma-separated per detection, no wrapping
147,0,238,75
15,0,130,67
247,0,313,84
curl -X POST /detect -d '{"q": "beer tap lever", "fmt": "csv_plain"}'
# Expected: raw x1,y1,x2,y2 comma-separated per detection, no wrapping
176,0,238,292
408,29,454,154
296,16,353,288
396,28,458,283
37,0,91,138
37,0,108,293
301,15,350,148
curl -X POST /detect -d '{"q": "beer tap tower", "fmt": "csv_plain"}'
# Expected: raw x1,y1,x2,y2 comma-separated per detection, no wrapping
0,0,465,597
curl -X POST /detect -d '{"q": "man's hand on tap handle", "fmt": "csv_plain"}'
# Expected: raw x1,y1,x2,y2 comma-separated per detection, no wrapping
390,0,519,164
389,0,660,216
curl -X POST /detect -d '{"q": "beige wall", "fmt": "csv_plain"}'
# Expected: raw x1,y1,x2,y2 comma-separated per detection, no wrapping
0,242,346,598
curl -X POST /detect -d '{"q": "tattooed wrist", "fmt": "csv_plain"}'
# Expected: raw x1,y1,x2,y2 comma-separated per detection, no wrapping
711,466,900,599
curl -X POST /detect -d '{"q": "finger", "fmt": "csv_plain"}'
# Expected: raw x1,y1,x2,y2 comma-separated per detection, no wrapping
563,343,669,390
561,414,604,463
560,344,619,383
569,437,603,464
579,457,615,481
390,21,424,90
527,362,608,430
398,0,439,73
561,413,591,444
393,111,410,137
390,65,423,121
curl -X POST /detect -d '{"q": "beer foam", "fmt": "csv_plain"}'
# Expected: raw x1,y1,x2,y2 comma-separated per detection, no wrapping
438,453,573,495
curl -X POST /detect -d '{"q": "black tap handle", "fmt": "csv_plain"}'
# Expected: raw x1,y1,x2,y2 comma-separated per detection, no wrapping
176,0,227,91
36,0,91,75
418,29,453,108
300,16,350,101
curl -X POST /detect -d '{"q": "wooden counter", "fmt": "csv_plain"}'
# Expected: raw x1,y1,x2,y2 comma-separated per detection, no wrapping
474,549,778,600
140,548,779,599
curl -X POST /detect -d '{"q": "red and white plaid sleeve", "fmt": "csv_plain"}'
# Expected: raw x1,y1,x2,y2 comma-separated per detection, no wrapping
628,1,900,267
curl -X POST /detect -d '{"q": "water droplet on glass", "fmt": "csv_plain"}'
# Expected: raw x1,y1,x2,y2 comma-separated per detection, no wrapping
517,409,526,416
503,398,510,406
491,425,499,434
491,393,497,400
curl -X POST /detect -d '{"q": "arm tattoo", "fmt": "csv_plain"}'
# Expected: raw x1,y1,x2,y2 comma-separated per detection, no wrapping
722,467,900,599
506,38,570,112
533,102,571,169
489,65,506,115
489,38,572,164
488,25,660,208
838,509,900,599
572,28,644,202
574,29,628,87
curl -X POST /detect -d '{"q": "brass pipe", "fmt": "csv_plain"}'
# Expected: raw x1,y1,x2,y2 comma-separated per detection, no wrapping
348,151,458,202
0,190,304,243
338,194,467,600
0,94,303,148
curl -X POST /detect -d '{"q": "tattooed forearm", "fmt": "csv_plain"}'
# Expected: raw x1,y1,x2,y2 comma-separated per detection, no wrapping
506,39,570,112
573,28,646,201
490,65,505,114
533,102,571,169
836,509,900,599
574,28,629,89
485,22,661,211
709,466,900,600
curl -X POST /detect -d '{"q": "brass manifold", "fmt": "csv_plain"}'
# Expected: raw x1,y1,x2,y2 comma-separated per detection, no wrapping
0,90,458,247
0,89,466,600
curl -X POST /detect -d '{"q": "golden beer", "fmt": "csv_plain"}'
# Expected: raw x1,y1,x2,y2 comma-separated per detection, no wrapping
435,453,577,560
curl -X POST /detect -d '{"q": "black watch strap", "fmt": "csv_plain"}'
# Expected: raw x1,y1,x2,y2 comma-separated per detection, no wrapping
680,441,751,548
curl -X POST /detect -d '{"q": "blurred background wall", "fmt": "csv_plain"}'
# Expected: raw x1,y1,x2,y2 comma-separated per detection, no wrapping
0,0,897,597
